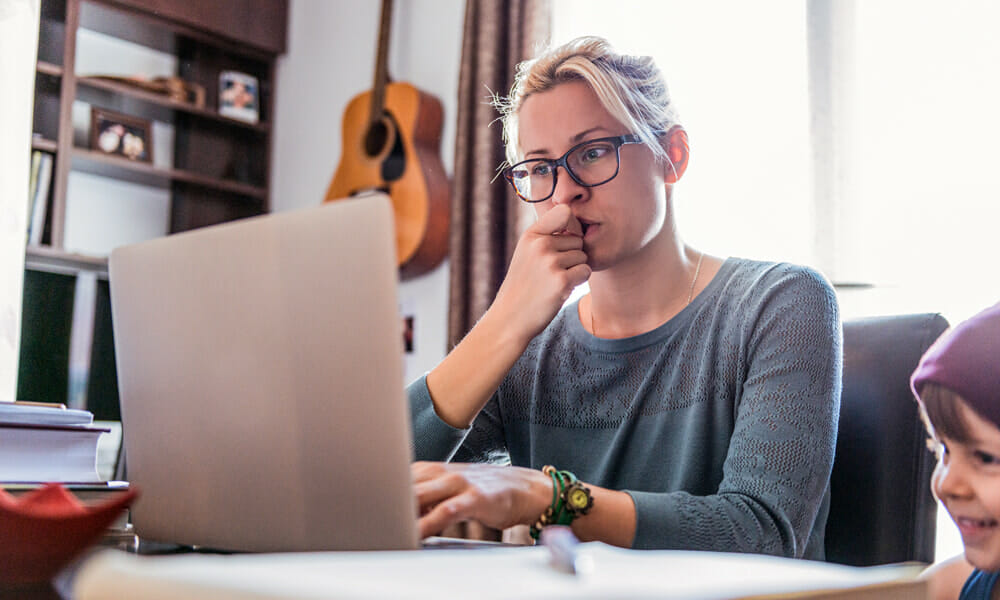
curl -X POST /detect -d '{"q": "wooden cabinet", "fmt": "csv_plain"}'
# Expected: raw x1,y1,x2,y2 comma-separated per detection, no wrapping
21,0,286,414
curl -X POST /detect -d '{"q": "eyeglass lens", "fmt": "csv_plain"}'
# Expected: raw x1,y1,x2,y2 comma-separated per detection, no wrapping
508,138,621,202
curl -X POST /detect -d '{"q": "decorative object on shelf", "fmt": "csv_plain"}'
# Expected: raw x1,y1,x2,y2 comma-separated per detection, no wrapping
82,75,206,107
90,108,152,163
0,482,139,585
218,70,260,123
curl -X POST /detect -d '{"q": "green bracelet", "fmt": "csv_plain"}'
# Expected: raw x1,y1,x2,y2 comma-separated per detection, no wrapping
529,465,594,541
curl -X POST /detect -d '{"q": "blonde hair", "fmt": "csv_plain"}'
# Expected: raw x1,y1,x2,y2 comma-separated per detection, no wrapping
496,36,682,167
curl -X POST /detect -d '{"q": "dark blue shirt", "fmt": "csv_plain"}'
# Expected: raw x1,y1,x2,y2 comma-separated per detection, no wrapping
961,569,1000,600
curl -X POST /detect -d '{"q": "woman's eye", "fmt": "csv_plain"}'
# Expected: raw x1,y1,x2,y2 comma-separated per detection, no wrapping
532,163,552,177
580,146,610,163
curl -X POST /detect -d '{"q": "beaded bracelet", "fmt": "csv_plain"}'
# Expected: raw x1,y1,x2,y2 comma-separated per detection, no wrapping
529,465,594,540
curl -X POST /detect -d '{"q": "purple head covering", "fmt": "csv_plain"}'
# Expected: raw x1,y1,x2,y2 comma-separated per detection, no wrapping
911,301,1000,428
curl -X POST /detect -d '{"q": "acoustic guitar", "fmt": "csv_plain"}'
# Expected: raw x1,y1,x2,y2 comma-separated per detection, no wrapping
325,0,449,279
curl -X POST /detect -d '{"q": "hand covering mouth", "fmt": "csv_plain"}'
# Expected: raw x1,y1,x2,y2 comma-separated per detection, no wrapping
556,215,584,237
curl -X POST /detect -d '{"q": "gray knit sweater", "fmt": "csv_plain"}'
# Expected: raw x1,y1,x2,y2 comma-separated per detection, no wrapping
408,258,842,558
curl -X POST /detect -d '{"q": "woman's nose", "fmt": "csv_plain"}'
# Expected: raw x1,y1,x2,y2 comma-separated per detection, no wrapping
549,168,586,205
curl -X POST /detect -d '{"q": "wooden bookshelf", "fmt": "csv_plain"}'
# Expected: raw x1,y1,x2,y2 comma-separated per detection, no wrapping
31,137,59,153
19,0,287,414
36,60,63,77
72,149,268,199
24,245,108,278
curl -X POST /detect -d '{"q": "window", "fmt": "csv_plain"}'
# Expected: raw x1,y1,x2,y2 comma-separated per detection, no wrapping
553,0,1000,562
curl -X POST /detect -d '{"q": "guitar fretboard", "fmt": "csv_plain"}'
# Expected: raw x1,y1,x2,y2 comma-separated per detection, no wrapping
369,0,394,123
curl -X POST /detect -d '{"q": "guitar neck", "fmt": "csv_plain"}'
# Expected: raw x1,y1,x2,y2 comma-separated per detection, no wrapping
369,0,393,121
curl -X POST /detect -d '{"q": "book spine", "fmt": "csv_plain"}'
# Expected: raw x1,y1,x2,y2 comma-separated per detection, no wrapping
27,151,53,246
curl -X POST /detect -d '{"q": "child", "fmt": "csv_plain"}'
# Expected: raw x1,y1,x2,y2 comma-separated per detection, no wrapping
913,302,1000,600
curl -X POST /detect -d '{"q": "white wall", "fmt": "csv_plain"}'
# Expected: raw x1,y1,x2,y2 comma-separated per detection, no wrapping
272,0,465,383
0,0,40,402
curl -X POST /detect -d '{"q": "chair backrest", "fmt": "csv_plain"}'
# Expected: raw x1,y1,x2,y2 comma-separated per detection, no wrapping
825,313,949,566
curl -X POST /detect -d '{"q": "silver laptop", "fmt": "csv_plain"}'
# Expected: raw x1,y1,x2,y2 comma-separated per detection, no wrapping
109,194,420,552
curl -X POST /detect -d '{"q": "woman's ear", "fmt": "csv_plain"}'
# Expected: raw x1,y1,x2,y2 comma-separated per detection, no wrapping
662,127,690,184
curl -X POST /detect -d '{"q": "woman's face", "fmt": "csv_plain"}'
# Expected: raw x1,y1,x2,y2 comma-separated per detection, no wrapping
516,80,669,272
932,398,1000,572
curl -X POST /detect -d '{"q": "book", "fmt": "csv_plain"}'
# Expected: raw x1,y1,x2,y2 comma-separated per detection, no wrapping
2,480,130,499
0,422,110,483
27,150,53,245
27,150,41,225
0,401,94,426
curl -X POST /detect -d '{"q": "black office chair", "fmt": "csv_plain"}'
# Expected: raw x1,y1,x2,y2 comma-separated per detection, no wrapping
825,313,950,566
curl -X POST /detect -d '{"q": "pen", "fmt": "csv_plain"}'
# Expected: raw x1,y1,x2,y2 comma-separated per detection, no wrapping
540,525,589,575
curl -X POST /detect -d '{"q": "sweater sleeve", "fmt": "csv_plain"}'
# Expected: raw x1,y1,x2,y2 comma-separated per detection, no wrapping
627,266,842,557
407,375,470,461
407,376,509,463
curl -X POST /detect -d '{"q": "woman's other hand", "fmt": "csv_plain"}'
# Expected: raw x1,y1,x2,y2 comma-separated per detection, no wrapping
412,461,551,538
421,205,590,430
491,204,591,345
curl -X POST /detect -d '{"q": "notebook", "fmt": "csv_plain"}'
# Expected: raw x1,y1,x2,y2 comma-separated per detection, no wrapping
109,194,420,552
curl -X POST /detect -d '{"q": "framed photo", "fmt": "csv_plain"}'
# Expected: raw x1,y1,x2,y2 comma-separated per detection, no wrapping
219,70,259,123
90,108,152,162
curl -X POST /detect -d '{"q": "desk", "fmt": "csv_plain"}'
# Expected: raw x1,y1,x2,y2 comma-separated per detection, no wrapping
69,544,926,599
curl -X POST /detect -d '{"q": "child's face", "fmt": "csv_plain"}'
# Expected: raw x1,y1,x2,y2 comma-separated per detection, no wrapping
932,398,1000,571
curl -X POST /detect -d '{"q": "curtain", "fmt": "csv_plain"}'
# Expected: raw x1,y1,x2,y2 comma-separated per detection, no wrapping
442,0,549,543
448,0,551,350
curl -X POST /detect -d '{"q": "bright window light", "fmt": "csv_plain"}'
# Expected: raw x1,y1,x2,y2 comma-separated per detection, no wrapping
552,0,1000,564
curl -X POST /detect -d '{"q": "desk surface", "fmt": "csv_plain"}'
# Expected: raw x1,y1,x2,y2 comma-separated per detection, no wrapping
65,544,926,600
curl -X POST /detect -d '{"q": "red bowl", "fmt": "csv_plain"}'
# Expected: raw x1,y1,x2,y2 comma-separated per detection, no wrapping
0,483,139,585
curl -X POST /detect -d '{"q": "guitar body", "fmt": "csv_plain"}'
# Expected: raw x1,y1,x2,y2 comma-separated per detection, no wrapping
325,82,450,279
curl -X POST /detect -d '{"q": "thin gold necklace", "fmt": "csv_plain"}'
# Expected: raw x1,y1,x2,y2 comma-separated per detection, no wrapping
590,250,704,337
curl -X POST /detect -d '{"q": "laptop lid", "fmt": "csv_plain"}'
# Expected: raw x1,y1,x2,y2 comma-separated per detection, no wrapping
109,195,419,552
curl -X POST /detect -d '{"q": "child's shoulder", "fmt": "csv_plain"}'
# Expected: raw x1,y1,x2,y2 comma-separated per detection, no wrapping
921,555,976,600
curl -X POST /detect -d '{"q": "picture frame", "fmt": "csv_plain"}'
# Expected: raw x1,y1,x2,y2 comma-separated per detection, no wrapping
90,108,152,163
218,70,260,124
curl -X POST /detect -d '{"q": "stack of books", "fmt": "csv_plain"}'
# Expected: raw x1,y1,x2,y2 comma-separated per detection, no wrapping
0,401,130,527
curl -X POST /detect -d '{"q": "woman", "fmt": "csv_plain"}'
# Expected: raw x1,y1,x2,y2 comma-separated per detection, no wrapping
408,36,841,557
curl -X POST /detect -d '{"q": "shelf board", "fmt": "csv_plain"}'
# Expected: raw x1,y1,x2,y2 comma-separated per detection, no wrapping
31,137,58,153
77,76,269,133
36,60,63,77
24,246,108,279
72,148,268,200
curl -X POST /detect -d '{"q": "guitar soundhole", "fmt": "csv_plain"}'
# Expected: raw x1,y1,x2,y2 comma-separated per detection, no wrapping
364,119,390,158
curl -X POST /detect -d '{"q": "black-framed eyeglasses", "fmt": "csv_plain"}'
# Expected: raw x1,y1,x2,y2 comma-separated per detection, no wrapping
502,134,643,203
